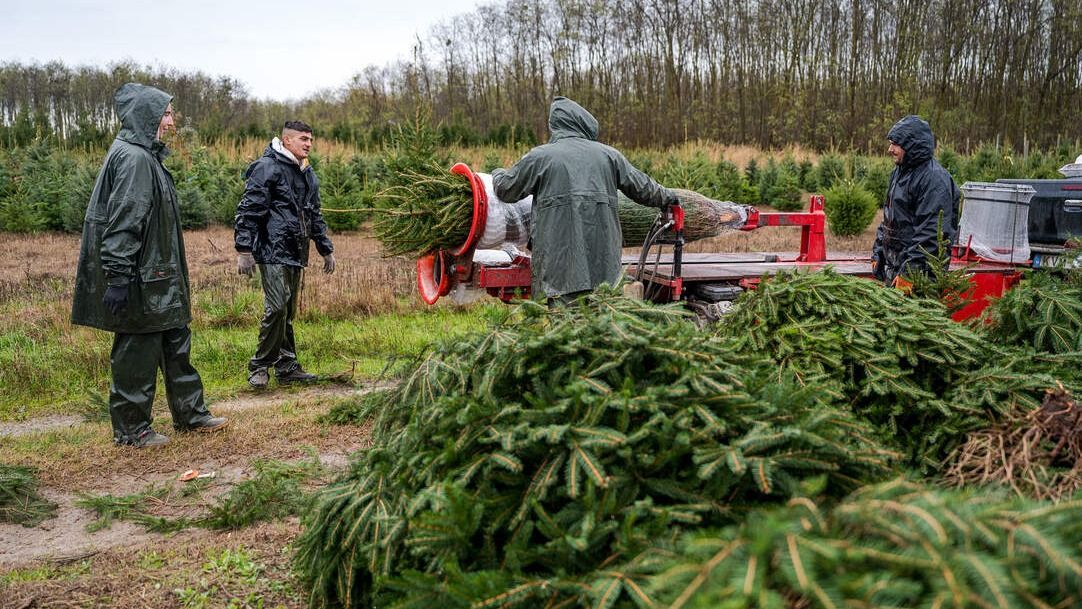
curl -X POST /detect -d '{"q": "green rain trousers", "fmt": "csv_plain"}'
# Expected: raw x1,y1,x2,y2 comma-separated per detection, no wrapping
250,264,302,374
110,325,213,444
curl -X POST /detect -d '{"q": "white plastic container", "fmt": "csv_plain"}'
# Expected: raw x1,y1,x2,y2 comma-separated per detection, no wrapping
958,182,1036,263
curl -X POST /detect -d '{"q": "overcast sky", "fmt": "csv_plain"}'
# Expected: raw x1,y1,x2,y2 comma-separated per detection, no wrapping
3,0,486,101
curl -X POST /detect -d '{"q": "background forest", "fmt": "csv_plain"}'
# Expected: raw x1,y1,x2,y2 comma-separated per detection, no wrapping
1,0,1080,151
0,0,1080,235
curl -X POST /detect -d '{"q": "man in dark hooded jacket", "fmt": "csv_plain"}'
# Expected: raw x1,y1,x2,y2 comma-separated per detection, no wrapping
234,121,335,389
72,83,227,448
871,115,961,288
492,97,677,301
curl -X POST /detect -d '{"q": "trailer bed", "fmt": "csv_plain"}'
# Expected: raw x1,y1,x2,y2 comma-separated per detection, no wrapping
622,252,873,283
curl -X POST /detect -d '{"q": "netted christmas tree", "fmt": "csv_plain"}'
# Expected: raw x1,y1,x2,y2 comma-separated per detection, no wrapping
618,189,745,247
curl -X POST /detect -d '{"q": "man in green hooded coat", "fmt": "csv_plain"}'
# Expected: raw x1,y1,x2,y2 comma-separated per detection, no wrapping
493,97,677,302
72,83,226,448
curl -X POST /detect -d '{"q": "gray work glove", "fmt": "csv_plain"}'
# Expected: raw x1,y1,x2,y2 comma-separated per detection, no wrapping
103,283,129,315
237,252,256,276
323,253,336,274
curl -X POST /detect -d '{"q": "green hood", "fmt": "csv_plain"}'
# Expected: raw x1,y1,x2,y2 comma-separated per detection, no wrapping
115,83,172,150
548,96,599,143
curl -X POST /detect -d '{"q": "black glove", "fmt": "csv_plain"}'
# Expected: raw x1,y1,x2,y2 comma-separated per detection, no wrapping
103,283,129,315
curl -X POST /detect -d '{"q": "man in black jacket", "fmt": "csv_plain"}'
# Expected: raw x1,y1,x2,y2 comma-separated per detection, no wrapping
235,121,335,389
871,115,960,289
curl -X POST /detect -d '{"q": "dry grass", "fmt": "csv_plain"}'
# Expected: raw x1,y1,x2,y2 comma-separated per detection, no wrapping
0,391,371,493
0,210,878,319
658,141,821,167
0,227,419,321
164,225,418,321
0,519,306,608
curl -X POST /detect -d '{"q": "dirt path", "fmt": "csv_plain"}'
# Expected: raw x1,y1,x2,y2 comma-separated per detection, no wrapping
0,383,379,574
0,383,376,438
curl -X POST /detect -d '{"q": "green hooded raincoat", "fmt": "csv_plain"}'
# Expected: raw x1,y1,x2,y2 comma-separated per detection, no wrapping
71,83,192,334
493,97,676,298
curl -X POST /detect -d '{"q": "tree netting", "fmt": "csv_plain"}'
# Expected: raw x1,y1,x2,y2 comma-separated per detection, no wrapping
618,188,747,247
371,164,748,257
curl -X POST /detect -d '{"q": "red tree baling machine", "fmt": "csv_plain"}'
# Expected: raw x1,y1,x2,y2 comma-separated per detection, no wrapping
417,162,1080,321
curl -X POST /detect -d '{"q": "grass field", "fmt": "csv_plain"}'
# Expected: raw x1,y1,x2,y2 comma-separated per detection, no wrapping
0,217,878,607
0,226,501,421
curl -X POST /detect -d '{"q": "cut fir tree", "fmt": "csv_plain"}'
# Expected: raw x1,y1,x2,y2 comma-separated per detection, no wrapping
371,165,747,257
371,162,474,256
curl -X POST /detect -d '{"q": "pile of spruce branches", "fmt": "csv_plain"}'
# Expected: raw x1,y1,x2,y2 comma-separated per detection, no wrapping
714,269,1072,468
641,479,1082,609
0,464,57,527
302,273,1082,608
297,293,894,609
940,259,1082,499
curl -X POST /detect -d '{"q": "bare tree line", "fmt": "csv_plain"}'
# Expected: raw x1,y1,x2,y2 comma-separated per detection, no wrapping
2,0,1080,151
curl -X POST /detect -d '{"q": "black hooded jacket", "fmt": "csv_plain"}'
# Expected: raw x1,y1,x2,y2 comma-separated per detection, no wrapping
234,142,333,267
872,115,960,284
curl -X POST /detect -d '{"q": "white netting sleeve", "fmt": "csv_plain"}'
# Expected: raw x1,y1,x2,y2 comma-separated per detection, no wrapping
477,173,532,250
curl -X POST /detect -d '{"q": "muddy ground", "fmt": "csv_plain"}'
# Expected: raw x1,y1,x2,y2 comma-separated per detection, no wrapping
0,384,374,608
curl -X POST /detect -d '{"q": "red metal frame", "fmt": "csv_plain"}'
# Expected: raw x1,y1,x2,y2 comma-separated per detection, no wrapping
418,185,1029,318
741,195,827,262
946,239,1028,320
949,268,1023,321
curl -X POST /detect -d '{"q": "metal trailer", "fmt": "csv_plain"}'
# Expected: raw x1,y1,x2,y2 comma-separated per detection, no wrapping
417,163,1069,321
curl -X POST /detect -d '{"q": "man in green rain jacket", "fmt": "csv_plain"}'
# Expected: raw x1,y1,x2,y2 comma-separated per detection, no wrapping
72,83,226,448
493,97,677,301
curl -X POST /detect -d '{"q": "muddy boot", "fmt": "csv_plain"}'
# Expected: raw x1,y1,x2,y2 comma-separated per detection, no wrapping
120,429,169,448
277,367,317,385
248,368,269,389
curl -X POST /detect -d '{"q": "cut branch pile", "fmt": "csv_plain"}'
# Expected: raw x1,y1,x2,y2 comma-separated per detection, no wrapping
945,385,1082,500
300,283,1082,609
715,269,1069,469
296,292,893,609
0,464,57,527
642,479,1082,609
